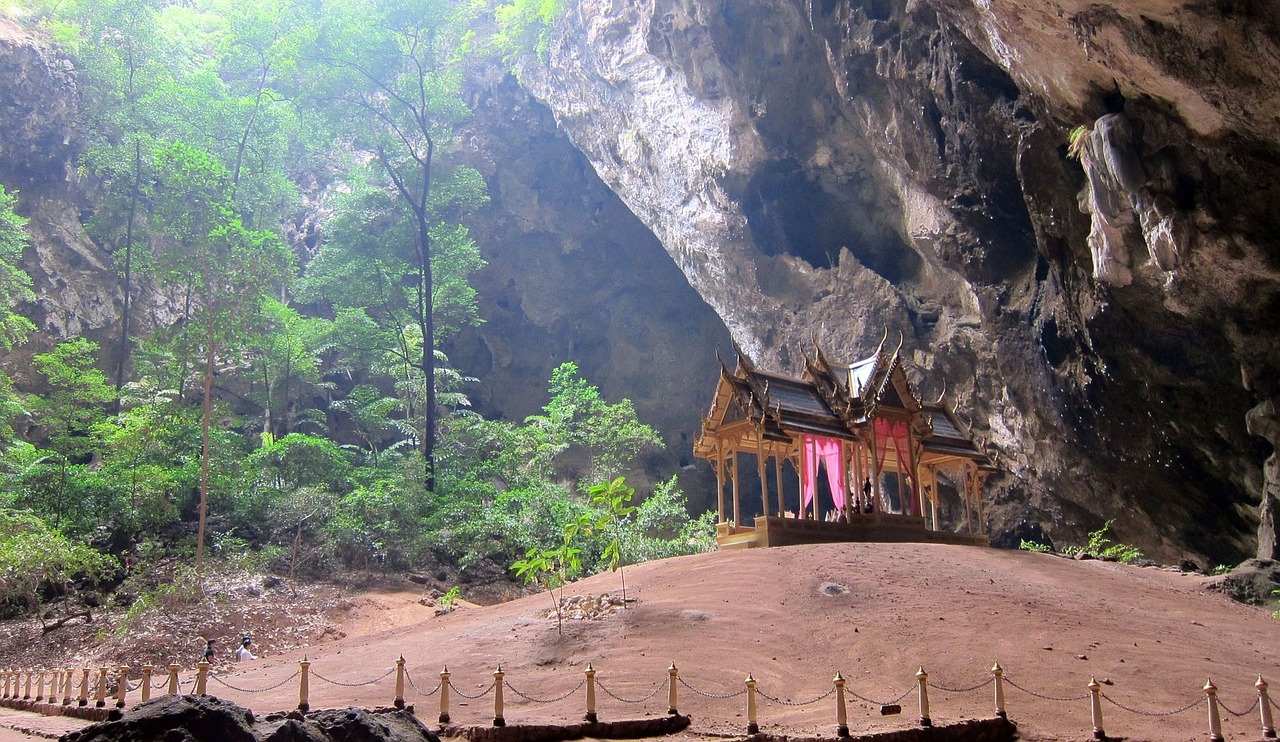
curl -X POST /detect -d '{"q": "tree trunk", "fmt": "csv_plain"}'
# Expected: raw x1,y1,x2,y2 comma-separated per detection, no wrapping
112,139,142,411
195,331,217,570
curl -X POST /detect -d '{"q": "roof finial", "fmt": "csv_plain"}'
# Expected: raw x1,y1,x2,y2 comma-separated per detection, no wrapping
934,381,947,405
875,327,888,356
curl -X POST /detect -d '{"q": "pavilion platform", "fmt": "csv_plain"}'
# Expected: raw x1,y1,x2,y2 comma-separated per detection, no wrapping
716,513,990,550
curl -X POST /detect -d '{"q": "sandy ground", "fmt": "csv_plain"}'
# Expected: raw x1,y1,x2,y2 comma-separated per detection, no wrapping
2,543,1277,741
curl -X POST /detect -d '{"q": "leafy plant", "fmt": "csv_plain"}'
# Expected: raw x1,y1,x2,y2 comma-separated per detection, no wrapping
510,517,588,636
1072,519,1144,564
1019,539,1052,554
1067,124,1090,160
438,585,461,610
1211,564,1232,576
588,476,637,602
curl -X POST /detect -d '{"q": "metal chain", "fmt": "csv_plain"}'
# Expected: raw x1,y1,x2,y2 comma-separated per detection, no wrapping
151,678,170,690
207,670,301,694
931,677,995,694
126,679,143,691
677,676,746,700
311,667,395,688
452,682,495,700
1003,676,1090,702
404,670,441,697
757,686,835,706
597,679,667,704
846,684,916,707
1218,695,1260,717
506,678,586,704
1101,692,1201,717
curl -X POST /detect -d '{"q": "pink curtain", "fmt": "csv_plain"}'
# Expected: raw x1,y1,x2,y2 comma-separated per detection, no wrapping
801,435,846,515
873,418,916,515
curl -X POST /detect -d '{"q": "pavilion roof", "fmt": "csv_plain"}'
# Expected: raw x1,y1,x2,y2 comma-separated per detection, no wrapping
696,343,993,472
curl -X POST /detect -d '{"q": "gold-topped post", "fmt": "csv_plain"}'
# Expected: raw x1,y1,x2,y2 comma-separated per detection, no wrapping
834,671,849,738
916,667,931,727
23,668,31,700
493,664,506,727
298,657,311,712
35,669,44,702
394,656,406,710
61,668,72,705
667,663,679,715
194,661,208,696
116,666,128,708
745,674,758,735
1204,678,1224,742
1088,677,1104,740
1258,676,1276,739
47,670,58,703
94,667,108,707
141,665,153,703
78,667,90,706
439,666,451,724
2,667,8,698
992,662,1006,719
167,663,180,695
584,664,597,723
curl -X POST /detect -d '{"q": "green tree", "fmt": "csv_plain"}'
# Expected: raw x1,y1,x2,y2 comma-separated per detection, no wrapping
247,299,331,439
32,339,115,461
147,140,292,569
0,509,118,624
305,0,486,491
0,185,35,352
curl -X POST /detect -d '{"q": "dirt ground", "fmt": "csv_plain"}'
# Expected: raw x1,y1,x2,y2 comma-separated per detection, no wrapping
1,543,1277,741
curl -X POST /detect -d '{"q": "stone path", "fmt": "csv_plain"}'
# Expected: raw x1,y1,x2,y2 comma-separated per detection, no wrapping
0,708,90,740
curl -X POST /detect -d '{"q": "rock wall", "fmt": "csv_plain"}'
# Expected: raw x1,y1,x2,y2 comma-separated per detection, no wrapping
517,0,1280,562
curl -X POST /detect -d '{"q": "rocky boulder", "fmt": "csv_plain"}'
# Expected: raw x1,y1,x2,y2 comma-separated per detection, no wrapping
59,695,440,742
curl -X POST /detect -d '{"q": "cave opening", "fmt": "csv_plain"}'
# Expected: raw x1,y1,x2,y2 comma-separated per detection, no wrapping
742,159,921,283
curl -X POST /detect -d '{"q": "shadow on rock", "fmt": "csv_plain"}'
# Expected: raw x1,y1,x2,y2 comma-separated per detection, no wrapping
59,695,440,742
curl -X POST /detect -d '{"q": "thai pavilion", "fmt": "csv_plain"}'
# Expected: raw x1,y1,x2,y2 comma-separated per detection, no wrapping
694,338,995,549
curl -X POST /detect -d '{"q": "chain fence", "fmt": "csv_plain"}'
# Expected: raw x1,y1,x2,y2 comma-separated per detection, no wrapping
757,685,834,706
451,682,495,700
596,679,666,704
1100,691,1201,717
207,670,301,694
403,670,441,697
931,677,994,694
846,683,916,707
1218,695,1260,718
311,667,394,688
678,675,747,700
506,678,585,704
1003,675,1089,702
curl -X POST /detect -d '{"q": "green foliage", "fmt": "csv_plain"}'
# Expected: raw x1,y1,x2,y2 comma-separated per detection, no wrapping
1074,519,1144,564
1067,125,1090,160
1211,564,1232,576
0,509,118,619
490,0,564,63
32,339,115,459
1019,539,1052,554
438,585,461,609
0,185,36,352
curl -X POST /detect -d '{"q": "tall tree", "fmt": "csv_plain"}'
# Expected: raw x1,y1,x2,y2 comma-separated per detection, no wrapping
147,141,293,568
307,0,481,491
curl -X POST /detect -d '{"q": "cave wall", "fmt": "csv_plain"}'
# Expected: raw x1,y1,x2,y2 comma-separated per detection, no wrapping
515,0,1280,563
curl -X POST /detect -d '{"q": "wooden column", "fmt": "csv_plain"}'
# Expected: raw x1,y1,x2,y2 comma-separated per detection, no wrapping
758,443,769,519
731,450,741,528
869,424,882,512
963,461,975,534
774,452,784,516
908,426,925,520
715,444,725,524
